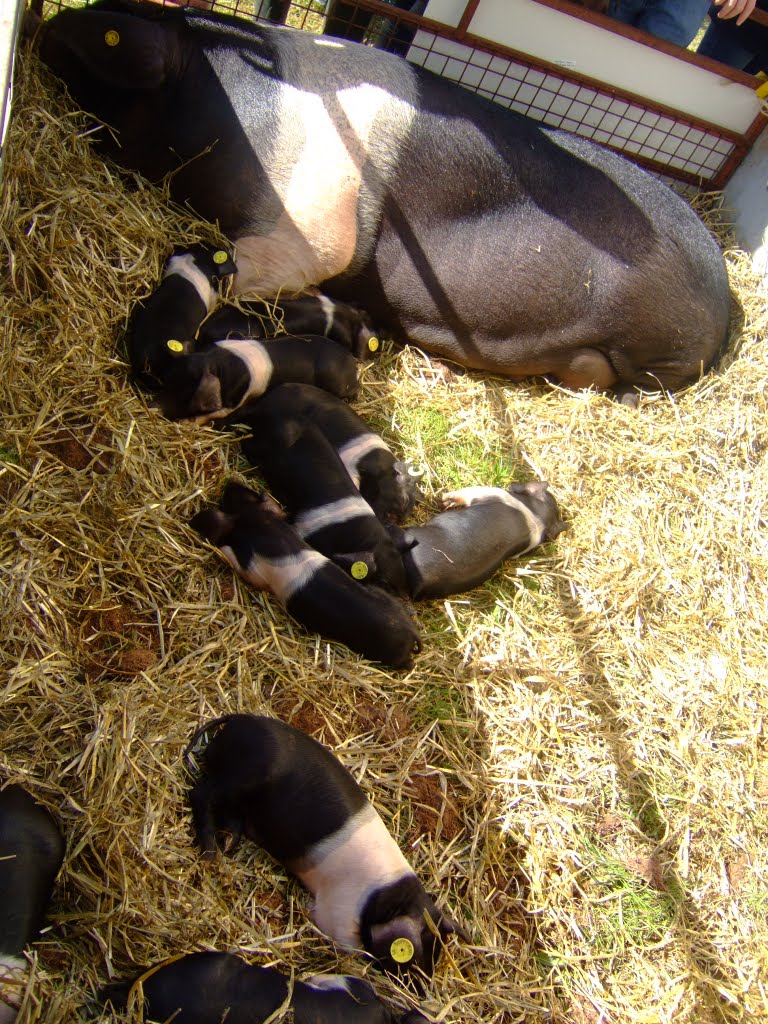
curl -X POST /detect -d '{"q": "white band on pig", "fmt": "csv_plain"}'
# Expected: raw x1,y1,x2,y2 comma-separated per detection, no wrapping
297,802,413,950
303,975,354,995
164,254,216,311
317,295,336,337
214,339,274,404
294,495,372,540
499,493,546,551
338,434,390,485
220,546,327,602
444,486,545,552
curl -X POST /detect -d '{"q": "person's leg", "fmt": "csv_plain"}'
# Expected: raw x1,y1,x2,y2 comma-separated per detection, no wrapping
608,0,708,45
606,0,649,28
634,0,710,46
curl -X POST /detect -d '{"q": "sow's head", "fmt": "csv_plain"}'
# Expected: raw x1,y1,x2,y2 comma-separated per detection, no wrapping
39,1,181,95
37,1,195,173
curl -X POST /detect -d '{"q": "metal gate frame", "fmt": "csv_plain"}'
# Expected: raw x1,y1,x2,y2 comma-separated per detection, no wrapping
314,0,767,188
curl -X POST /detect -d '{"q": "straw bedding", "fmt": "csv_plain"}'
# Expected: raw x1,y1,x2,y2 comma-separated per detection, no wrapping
1,36,767,1024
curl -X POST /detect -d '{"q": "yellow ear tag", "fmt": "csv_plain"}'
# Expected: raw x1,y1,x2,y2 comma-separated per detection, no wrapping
212,250,229,265
166,340,184,353
350,561,369,580
390,938,414,964
104,30,120,46
367,336,380,352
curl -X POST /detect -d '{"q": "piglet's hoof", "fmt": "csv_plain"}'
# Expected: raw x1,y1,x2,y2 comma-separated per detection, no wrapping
441,491,470,510
216,830,239,854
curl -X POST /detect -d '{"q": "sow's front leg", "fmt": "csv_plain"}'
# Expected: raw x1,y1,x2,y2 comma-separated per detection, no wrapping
232,232,338,299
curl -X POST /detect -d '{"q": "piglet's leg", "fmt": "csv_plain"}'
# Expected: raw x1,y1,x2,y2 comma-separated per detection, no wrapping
441,491,470,510
441,486,497,509
188,780,223,858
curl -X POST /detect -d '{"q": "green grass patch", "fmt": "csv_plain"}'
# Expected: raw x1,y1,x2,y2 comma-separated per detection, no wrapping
397,405,520,490
581,840,676,952
0,445,19,465
413,680,465,727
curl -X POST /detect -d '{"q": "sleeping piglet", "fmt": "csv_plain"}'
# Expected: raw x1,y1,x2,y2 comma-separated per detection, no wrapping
0,784,65,1024
157,336,359,422
390,483,568,600
197,295,380,360
103,951,429,1023
125,243,237,389
187,714,459,976
240,417,409,595
233,384,422,523
190,482,420,669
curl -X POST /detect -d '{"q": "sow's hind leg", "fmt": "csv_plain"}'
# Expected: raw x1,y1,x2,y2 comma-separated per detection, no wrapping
400,320,621,392
401,317,677,407
551,347,618,392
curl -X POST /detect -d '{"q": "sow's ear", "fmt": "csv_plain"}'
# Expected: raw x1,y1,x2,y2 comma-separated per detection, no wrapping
43,10,173,91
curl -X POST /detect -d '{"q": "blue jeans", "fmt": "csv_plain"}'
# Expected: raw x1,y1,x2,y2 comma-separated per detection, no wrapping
607,0,709,47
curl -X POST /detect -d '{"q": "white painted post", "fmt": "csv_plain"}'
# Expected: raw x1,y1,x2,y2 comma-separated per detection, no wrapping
722,122,768,282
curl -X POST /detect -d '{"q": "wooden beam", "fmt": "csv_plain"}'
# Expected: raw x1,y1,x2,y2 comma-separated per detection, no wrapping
457,0,481,36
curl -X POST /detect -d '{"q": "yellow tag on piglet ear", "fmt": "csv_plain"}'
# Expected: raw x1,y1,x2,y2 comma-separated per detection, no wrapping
390,938,414,964
104,30,120,46
351,561,368,580
166,339,184,353
212,250,229,265
367,337,380,353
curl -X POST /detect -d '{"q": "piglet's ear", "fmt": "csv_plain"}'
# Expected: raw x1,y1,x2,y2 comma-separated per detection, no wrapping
394,461,424,481
190,369,223,417
189,508,232,545
46,11,172,91
334,552,377,580
211,252,238,278
385,524,418,554
219,480,254,512
368,915,424,966
259,494,286,518
508,480,549,499
254,417,304,451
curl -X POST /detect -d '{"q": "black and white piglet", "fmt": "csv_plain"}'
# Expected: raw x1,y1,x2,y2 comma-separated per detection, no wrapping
125,243,237,389
197,294,379,359
190,482,420,669
234,384,422,523
241,417,409,595
157,336,359,422
0,784,65,1024
188,715,458,976
104,951,428,1024
390,483,568,600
